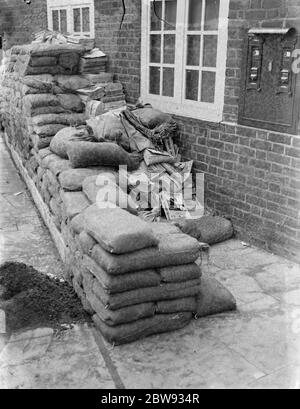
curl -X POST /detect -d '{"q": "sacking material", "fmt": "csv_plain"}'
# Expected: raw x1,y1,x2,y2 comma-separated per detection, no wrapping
93,312,192,345
67,141,141,170
82,205,158,254
174,216,234,245
50,126,94,159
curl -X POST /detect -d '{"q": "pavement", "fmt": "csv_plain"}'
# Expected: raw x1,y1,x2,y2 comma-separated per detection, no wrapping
1,135,300,389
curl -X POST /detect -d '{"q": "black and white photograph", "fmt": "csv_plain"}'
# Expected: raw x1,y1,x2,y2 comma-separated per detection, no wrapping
0,0,299,391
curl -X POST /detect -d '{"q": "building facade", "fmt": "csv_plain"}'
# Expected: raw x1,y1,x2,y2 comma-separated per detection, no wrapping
1,0,300,260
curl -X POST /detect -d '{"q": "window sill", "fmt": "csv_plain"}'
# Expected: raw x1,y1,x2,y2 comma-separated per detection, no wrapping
140,94,223,123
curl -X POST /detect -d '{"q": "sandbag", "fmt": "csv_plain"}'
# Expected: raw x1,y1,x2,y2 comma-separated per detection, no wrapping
31,113,86,127
24,93,83,112
24,94,60,109
50,126,94,159
21,43,85,58
23,66,59,76
174,216,234,245
88,290,156,326
31,135,53,150
33,124,66,138
156,298,197,314
151,222,181,235
41,153,72,176
67,142,141,171
87,112,130,151
133,106,173,129
158,264,201,283
196,275,237,318
45,169,60,197
59,168,116,191
57,94,84,112
82,174,118,202
70,213,85,234
29,106,69,117
82,205,158,254
21,75,56,92
98,187,139,215
93,279,201,310
93,312,192,345
83,255,161,294
55,75,90,92
91,231,201,275
77,231,97,255
30,56,57,67
60,191,90,219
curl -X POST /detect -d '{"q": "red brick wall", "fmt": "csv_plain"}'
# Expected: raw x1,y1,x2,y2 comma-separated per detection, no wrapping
94,0,141,104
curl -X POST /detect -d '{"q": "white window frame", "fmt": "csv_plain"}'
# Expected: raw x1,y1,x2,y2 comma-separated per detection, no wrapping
47,0,95,39
141,0,230,122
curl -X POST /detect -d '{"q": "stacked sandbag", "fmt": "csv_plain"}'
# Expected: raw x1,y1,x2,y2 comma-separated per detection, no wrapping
71,205,202,345
34,149,75,228
11,43,85,76
0,43,87,165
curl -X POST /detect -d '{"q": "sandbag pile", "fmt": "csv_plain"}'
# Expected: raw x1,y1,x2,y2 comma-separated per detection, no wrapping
67,205,202,345
0,41,237,346
9,43,85,76
0,43,87,167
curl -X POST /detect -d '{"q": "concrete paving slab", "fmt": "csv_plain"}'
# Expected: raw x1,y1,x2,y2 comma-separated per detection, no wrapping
193,311,300,374
108,323,265,389
0,325,116,389
248,364,300,389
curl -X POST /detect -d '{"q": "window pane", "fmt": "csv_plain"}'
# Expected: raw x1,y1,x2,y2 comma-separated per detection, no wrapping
60,10,67,33
164,0,177,30
163,68,174,97
82,7,90,32
203,35,218,67
150,67,161,95
187,35,200,66
73,8,81,32
188,0,202,31
204,0,220,31
186,70,199,100
163,34,175,64
151,0,162,31
52,10,59,32
150,35,161,63
201,71,216,103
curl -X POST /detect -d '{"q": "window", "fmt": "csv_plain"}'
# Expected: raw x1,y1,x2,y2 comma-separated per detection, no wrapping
47,0,95,39
141,0,230,122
